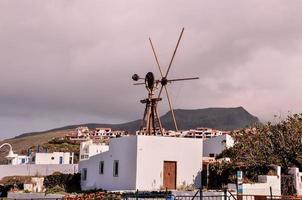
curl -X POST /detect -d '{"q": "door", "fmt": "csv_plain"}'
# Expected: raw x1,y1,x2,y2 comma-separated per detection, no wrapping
163,161,177,189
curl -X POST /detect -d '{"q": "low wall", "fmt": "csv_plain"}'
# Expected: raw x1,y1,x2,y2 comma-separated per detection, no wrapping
0,164,78,180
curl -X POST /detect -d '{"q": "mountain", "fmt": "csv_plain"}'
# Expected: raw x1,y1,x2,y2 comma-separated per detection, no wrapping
15,107,258,139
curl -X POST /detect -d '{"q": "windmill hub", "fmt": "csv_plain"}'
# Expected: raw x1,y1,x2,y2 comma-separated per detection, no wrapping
160,77,168,86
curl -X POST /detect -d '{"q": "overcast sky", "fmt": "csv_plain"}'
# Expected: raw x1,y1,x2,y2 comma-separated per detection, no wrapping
1,0,302,139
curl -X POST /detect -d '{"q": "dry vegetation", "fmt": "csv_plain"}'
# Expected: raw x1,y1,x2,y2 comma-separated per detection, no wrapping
0,129,74,164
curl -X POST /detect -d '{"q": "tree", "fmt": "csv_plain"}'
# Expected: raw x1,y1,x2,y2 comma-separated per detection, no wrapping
219,114,302,173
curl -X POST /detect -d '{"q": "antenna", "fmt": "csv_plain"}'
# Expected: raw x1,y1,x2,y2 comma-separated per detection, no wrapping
132,28,199,135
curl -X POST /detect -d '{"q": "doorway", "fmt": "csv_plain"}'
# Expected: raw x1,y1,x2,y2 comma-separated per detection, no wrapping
163,161,177,189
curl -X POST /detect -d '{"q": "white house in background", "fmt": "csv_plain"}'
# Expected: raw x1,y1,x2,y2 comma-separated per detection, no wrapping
93,128,112,137
91,128,128,139
6,152,74,165
9,155,30,165
80,140,109,161
76,126,90,137
183,127,229,139
79,135,202,191
203,134,234,157
30,152,74,165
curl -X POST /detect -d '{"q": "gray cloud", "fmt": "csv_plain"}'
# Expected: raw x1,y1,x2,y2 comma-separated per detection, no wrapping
1,0,302,138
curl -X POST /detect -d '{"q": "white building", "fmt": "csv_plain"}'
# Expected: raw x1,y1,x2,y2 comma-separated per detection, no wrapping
93,128,112,137
76,126,90,137
203,134,234,157
30,152,74,165
79,135,202,191
184,128,230,139
9,155,30,165
80,140,109,161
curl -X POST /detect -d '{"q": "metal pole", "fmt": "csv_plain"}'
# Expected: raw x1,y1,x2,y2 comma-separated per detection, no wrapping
200,169,203,200
270,186,272,200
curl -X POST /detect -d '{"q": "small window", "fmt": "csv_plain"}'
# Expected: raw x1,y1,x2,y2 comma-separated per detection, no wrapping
82,168,87,181
113,160,119,177
21,158,26,164
99,161,104,174
59,156,63,164
209,153,215,157
51,157,55,160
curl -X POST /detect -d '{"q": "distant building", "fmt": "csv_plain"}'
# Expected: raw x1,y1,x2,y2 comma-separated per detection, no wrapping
92,128,128,139
203,134,234,157
66,127,91,141
9,155,30,165
184,127,230,139
76,126,90,137
136,127,166,136
30,152,74,165
79,135,202,191
80,140,109,161
92,128,112,137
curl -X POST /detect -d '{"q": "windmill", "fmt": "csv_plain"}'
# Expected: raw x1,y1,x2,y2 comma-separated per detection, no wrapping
132,28,199,135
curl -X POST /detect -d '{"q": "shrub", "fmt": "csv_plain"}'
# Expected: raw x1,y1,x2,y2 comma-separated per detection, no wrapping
44,173,81,193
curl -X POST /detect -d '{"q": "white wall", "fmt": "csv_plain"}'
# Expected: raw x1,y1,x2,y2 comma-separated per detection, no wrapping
203,134,234,157
80,140,109,161
80,136,138,191
288,167,302,195
136,136,202,190
0,164,78,180
34,152,73,164
80,135,203,191
228,166,281,196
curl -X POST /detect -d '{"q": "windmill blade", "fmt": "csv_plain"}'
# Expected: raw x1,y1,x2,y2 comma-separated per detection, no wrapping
149,37,164,78
157,85,164,98
133,82,145,85
164,86,179,132
168,77,199,83
165,27,185,78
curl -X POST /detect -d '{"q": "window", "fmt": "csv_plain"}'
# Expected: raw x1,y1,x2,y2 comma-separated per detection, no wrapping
59,156,63,164
82,168,87,181
113,160,119,177
99,161,104,174
21,158,26,164
209,153,215,157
